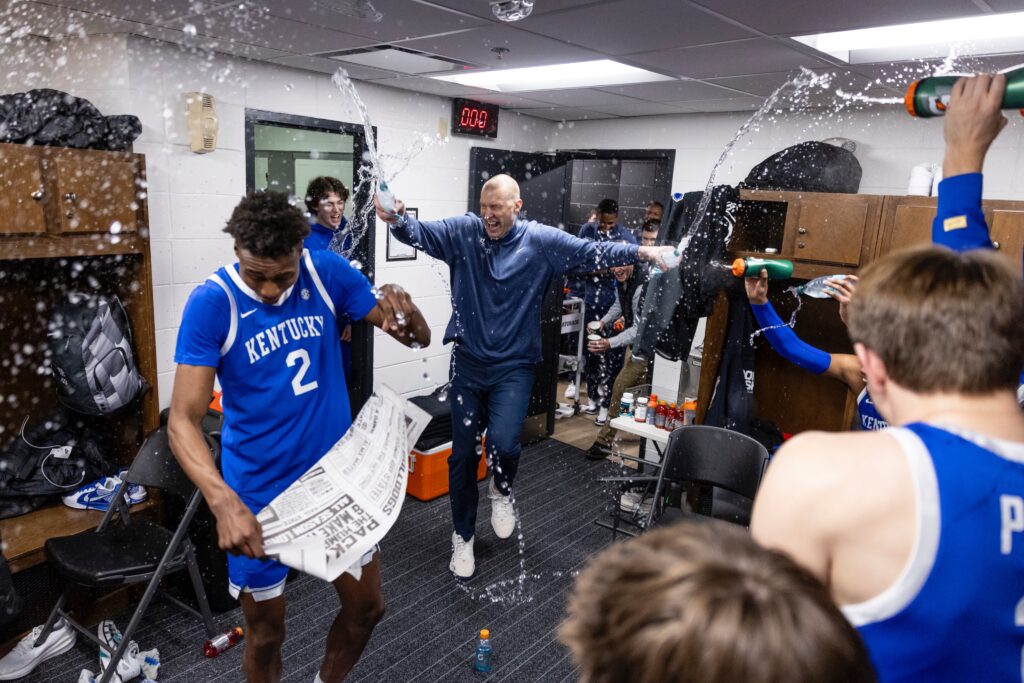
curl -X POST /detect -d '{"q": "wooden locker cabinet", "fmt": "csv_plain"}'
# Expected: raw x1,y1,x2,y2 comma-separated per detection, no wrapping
0,145,47,235
42,147,141,234
699,188,1024,435
785,192,881,267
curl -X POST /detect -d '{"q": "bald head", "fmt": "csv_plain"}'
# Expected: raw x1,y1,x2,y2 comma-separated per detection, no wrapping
479,174,524,241
481,174,521,202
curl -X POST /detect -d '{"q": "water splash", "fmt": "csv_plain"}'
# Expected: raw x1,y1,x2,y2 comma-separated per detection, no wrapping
749,287,804,345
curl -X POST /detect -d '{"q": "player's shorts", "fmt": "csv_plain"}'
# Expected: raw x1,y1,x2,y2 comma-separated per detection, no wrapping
228,546,379,602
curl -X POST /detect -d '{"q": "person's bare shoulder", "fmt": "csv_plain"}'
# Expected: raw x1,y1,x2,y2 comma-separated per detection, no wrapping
751,429,904,579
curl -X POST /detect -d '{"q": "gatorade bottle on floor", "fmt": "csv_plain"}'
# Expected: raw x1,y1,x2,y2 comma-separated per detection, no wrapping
905,67,1024,117
732,257,794,279
474,629,493,673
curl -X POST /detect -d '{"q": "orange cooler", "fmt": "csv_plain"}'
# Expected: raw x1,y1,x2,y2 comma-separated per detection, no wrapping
407,440,488,501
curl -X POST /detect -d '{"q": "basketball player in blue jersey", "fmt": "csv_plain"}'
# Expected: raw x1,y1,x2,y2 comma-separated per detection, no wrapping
167,191,430,683
752,245,1024,681
745,272,886,431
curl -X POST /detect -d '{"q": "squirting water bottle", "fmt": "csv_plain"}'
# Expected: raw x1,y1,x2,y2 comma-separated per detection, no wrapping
203,627,244,658
731,257,794,279
377,180,396,214
797,274,850,299
474,629,493,673
904,67,1024,118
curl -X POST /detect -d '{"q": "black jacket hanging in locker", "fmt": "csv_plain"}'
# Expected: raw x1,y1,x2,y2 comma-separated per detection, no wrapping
703,292,756,435
634,185,737,361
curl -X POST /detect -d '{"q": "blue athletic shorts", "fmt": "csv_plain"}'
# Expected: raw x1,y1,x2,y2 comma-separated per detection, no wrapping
228,546,379,602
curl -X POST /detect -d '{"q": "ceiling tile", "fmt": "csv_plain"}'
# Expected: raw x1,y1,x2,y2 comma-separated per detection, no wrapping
630,38,832,79
594,79,740,101
508,107,618,121
512,88,642,107
692,0,984,36
398,24,602,69
130,24,291,61
254,0,487,42
706,69,874,97
25,0,200,25
469,93,556,108
267,54,397,79
850,53,1024,93
177,6,376,54
521,0,756,56
588,102,692,117
674,96,766,113
983,0,1024,10
418,0,608,21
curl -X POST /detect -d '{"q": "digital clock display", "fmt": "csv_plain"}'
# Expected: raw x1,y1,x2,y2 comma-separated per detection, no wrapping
452,98,499,138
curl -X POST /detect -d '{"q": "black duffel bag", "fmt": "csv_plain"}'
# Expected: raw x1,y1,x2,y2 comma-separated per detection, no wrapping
742,140,862,194
0,408,116,519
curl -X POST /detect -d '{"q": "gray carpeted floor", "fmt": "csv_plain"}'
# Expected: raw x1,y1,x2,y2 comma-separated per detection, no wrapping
23,439,624,682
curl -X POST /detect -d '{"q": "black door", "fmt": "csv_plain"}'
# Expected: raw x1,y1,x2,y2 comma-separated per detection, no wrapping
467,148,571,443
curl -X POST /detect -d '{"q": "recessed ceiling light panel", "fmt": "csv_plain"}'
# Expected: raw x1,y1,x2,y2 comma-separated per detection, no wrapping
430,59,674,92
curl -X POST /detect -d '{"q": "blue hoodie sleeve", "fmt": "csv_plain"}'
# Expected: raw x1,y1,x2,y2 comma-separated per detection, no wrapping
539,226,639,275
932,173,992,252
390,213,477,263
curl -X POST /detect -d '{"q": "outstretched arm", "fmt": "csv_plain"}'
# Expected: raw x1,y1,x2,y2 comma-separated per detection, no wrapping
933,73,1007,251
745,270,862,393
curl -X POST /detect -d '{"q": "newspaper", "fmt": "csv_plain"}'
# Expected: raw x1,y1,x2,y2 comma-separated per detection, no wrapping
258,386,430,582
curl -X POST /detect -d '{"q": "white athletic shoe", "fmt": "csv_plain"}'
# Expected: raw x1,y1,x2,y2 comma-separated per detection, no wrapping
595,407,609,426
564,382,576,400
97,620,141,683
0,619,76,680
489,478,517,540
450,532,475,579
580,400,598,415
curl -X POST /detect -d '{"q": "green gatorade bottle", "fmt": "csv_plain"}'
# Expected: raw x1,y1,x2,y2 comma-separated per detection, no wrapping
905,66,1024,118
731,257,794,279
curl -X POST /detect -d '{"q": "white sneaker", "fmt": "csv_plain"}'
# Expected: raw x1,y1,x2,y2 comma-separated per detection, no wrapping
488,478,517,540
564,382,576,400
0,619,76,680
450,532,475,579
595,407,608,426
97,620,141,683
581,400,598,415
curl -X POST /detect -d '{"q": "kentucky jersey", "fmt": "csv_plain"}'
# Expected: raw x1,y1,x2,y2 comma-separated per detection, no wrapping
843,423,1024,681
175,249,377,511
857,388,888,431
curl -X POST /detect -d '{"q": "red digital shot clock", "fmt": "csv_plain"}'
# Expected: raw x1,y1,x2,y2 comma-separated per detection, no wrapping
452,98,499,138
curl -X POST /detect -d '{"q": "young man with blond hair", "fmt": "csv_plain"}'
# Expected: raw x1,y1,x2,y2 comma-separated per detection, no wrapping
752,245,1024,681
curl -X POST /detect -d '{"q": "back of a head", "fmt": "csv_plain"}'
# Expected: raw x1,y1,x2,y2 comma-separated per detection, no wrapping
560,522,875,683
224,190,311,258
849,246,1024,394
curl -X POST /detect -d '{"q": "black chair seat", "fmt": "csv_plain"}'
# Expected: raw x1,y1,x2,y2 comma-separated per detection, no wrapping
45,521,179,586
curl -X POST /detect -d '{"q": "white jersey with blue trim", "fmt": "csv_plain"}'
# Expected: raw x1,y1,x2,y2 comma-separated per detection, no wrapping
858,388,888,431
843,423,1024,681
176,249,375,510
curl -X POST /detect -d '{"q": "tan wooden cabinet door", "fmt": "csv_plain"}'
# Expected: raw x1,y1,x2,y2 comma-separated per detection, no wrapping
47,151,138,234
0,145,47,235
789,194,880,266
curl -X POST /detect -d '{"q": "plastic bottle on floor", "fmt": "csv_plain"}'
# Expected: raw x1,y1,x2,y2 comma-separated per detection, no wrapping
203,627,243,658
474,629,493,673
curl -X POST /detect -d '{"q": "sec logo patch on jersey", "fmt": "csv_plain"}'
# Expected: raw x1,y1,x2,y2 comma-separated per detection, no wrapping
301,288,311,300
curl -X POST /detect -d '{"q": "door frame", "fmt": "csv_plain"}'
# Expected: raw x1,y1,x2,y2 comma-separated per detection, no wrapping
244,108,376,413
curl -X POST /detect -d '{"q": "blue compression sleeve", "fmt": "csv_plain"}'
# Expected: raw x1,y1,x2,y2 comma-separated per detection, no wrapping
750,302,831,375
933,173,992,252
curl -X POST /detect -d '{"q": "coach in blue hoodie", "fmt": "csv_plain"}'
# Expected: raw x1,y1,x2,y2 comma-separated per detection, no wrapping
376,175,675,579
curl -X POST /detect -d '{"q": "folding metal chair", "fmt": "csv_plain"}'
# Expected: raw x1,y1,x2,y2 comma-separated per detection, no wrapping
599,425,769,537
34,426,219,683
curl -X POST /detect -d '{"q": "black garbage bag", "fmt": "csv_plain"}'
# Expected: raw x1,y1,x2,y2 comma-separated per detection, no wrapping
741,140,862,194
0,89,141,151
0,408,116,519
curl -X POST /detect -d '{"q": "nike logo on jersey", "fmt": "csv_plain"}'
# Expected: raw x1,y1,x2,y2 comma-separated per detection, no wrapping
244,315,326,364
241,309,256,318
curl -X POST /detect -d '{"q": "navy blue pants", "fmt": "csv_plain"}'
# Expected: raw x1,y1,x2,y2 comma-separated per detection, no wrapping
449,351,535,541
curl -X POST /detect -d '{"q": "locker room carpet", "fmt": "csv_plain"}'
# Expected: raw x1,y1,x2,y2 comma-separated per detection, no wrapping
24,439,625,682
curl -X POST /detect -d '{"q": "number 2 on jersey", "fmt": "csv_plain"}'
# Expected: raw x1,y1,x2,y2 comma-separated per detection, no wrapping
286,349,318,396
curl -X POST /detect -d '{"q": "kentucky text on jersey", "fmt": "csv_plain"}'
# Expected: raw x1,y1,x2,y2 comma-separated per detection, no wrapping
244,315,326,364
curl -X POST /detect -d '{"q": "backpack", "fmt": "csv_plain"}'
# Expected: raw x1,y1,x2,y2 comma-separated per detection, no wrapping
47,293,148,416
742,141,862,194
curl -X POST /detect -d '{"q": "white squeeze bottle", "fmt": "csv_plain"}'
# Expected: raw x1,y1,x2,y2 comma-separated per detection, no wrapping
797,274,850,299
378,180,396,214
